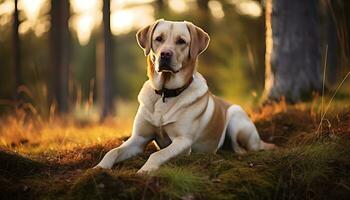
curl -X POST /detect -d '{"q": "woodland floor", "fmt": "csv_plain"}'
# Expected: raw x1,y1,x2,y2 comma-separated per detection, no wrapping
1,99,350,200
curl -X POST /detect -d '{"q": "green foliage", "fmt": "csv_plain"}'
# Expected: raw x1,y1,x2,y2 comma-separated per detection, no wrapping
155,167,207,198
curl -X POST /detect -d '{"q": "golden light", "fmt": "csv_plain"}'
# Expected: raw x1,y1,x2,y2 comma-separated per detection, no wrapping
111,0,155,9
0,0,48,36
0,0,14,27
0,0,14,16
111,5,154,35
71,0,101,13
0,14,11,27
34,17,50,37
111,10,134,35
69,0,157,42
20,0,45,25
234,0,262,18
70,0,102,45
208,0,224,19
71,14,99,45
18,20,31,34
168,0,189,13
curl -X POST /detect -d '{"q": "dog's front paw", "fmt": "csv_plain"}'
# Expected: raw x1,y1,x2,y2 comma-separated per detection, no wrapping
137,164,159,174
93,164,111,169
94,160,114,169
93,165,110,170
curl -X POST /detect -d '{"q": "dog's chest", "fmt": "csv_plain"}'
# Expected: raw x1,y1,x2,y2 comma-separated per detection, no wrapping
150,99,170,126
144,98,179,127
138,73,209,127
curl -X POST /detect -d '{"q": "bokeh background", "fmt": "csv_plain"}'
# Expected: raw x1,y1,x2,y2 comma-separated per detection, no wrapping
0,0,349,121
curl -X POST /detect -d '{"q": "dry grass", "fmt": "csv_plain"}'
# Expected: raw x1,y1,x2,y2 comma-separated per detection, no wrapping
0,97,350,199
0,110,132,153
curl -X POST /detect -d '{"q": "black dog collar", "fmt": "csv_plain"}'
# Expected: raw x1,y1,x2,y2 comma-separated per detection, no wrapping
155,76,194,102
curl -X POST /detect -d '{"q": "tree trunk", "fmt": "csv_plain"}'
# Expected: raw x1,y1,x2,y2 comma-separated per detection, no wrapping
325,0,350,81
13,0,21,101
325,0,339,86
100,0,114,119
50,0,70,113
263,0,322,103
156,0,165,10
155,0,168,17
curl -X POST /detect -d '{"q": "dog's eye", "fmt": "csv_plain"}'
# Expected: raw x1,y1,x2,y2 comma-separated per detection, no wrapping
155,36,163,42
176,38,186,45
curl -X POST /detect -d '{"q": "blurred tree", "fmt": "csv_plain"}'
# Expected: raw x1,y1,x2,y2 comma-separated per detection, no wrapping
263,0,322,103
197,0,209,11
325,0,350,85
100,0,114,119
13,0,21,100
156,0,165,10
50,0,70,113
155,0,168,17
196,0,210,31
323,0,339,85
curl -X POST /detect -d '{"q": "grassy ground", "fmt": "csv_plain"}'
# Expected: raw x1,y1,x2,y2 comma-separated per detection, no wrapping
1,99,350,200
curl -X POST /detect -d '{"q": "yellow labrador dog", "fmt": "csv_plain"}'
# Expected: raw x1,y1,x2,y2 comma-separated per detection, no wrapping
96,19,274,173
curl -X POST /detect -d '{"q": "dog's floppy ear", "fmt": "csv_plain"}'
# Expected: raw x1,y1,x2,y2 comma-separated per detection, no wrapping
186,21,210,59
136,19,163,56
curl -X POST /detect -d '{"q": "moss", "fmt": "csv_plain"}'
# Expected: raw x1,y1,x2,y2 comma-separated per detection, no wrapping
69,167,208,200
270,141,350,200
2,138,350,200
1,107,350,199
0,149,45,178
0,177,30,200
131,142,350,199
69,168,155,200
155,166,208,199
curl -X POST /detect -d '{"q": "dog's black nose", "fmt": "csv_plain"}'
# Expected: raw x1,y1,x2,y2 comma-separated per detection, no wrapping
160,50,173,59
159,50,173,72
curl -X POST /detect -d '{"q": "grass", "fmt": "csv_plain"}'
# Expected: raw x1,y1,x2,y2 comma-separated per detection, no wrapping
0,98,350,199
0,111,132,153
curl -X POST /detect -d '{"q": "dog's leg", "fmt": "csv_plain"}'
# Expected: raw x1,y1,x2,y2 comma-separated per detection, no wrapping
95,112,155,169
226,105,275,153
137,137,192,174
95,134,151,169
226,120,247,155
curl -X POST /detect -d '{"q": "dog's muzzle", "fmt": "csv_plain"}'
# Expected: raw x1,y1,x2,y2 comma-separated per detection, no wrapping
159,58,171,71
158,50,175,73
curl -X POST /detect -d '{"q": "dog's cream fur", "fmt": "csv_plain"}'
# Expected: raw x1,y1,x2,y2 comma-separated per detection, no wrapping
96,20,274,173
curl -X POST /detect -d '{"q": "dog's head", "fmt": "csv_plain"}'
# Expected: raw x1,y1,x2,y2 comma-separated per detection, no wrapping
136,19,210,75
